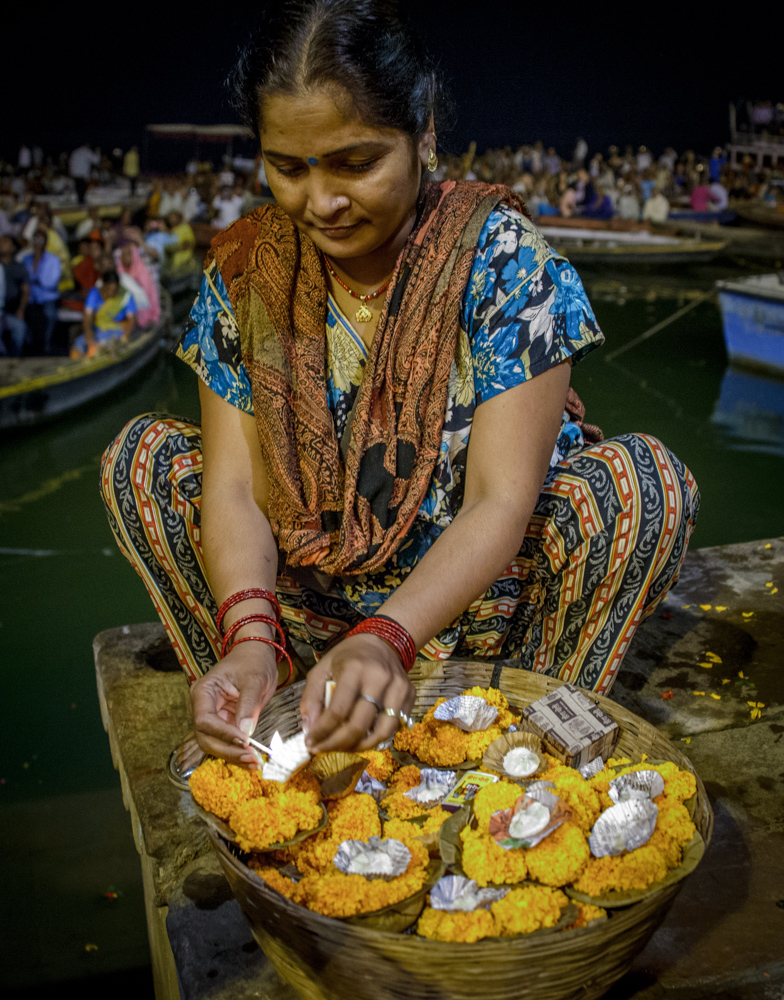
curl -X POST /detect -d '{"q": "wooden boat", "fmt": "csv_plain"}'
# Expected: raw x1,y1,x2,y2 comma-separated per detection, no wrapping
531,215,654,233
537,224,727,264
668,209,737,225
160,262,202,299
0,293,171,431
733,203,784,231
715,273,784,376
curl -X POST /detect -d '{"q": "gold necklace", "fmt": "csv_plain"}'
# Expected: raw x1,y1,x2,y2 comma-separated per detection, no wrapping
323,257,391,324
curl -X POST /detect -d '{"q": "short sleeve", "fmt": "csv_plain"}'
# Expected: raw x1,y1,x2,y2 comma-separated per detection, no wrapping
462,207,604,405
175,261,254,413
114,294,137,321
84,286,102,312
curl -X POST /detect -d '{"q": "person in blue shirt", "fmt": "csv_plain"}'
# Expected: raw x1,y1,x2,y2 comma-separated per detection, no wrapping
70,270,137,358
23,228,61,354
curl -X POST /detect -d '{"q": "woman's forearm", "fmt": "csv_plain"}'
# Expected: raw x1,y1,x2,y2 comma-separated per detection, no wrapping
201,482,280,639
378,495,534,651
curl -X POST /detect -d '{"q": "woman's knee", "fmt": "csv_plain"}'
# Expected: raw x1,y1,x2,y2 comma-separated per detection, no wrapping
100,414,200,505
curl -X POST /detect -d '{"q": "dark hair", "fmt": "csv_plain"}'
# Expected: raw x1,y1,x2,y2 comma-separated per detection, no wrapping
228,0,451,146
102,270,120,285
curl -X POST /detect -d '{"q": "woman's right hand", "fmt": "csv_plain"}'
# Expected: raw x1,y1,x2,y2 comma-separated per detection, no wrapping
190,642,278,766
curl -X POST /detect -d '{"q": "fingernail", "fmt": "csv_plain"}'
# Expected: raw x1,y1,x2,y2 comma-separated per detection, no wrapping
239,718,255,737
233,738,245,747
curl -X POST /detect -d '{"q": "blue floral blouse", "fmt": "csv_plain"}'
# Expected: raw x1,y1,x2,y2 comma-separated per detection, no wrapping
176,207,604,615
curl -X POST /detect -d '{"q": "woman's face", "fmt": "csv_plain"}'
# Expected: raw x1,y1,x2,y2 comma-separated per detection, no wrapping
260,87,431,267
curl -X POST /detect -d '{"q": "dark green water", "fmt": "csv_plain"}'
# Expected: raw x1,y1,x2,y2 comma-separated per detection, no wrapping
1,265,783,806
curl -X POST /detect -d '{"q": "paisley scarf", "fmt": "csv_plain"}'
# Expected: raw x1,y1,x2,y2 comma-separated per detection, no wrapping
208,180,528,576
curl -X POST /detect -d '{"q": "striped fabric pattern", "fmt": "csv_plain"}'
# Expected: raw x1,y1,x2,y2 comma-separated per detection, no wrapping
101,417,698,695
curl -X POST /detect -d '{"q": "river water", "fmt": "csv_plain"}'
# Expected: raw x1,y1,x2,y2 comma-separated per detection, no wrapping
1,264,783,807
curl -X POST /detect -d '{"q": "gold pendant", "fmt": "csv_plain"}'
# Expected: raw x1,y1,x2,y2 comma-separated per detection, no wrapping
355,302,373,324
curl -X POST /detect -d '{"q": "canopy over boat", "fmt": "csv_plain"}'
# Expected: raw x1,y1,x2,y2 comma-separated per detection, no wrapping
146,123,253,142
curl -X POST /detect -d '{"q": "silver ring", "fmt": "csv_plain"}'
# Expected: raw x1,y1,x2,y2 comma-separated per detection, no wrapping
361,694,382,711
383,707,415,729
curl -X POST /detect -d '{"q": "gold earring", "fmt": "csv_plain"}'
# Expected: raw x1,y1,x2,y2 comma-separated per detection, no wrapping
427,148,438,173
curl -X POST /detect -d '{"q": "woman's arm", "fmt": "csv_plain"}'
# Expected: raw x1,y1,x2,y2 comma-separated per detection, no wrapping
189,380,282,766
301,359,572,752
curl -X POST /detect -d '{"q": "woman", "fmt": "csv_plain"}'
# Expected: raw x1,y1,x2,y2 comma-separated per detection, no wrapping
116,242,160,327
102,0,698,776
71,269,136,357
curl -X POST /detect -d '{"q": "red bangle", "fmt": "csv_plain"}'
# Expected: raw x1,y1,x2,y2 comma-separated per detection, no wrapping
220,614,286,659
216,589,281,634
345,615,417,673
225,635,294,690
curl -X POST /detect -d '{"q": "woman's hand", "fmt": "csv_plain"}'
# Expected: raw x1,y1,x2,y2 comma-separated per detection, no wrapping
300,634,416,753
190,642,278,766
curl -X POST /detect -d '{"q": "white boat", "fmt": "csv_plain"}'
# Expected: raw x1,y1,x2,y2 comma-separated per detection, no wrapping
538,225,726,264
715,273,784,375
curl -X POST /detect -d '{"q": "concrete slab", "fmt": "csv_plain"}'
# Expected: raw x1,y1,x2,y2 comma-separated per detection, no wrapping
92,537,784,1000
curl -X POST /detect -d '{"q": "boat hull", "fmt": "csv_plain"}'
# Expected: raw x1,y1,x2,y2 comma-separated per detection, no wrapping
0,326,162,430
717,283,784,376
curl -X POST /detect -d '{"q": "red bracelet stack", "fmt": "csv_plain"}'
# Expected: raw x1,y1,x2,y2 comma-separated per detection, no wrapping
216,588,293,690
344,614,417,673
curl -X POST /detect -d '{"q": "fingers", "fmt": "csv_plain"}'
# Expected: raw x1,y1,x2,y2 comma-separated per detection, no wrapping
235,664,277,740
190,655,276,767
306,660,374,751
299,659,333,734
356,674,416,751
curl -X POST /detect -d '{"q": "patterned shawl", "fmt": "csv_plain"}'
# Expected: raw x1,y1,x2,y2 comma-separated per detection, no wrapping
208,180,528,576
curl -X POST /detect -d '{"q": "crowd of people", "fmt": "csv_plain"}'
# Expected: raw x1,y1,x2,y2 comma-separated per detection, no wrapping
429,139,783,224
2,130,782,358
0,145,268,357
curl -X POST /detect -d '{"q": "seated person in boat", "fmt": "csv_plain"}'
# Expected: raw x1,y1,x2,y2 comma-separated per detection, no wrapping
161,211,196,275
67,234,105,306
70,269,136,358
23,228,61,355
0,235,30,357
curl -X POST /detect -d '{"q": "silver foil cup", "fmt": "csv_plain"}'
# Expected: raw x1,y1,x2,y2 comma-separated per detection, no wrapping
355,771,388,801
261,731,311,783
433,695,499,732
430,875,509,912
589,799,659,858
403,768,458,805
333,836,412,881
579,756,605,780
608,769,665,803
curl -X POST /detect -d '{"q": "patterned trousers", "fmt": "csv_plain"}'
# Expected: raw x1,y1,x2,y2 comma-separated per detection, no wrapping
101,415,699,696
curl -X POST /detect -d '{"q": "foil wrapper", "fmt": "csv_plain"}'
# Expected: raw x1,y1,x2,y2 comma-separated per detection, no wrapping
524,779,556,795
579,756,605,780
489,789,572,850
502,747,540,778
333,836,411,881
609,769,665,804
403,768,458,805
430,875,509,912
589,799,659,857
262,731,311,783
433,695,499,732
355,770,388,801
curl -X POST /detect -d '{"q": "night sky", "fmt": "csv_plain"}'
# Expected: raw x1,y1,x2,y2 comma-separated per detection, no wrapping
6,1,781,167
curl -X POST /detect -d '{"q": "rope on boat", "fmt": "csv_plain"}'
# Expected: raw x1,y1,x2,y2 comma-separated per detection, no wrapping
604,288,716,362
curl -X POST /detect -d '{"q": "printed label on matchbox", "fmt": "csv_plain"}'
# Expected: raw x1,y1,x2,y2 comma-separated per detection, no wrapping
441,771,499,813
521,684,618,767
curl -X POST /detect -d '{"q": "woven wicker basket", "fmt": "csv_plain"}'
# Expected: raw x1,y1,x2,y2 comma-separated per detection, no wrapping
208,659,713,1000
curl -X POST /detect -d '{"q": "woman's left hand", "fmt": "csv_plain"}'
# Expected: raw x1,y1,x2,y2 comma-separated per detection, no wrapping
299,633,416,753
